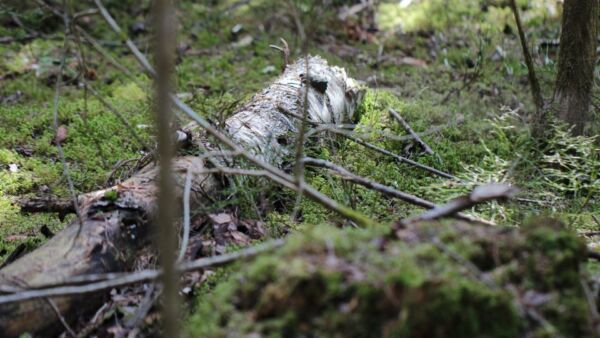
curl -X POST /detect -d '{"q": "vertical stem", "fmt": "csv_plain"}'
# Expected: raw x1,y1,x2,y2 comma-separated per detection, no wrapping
509,0,544,118
154,0,179,336
291,56,310,221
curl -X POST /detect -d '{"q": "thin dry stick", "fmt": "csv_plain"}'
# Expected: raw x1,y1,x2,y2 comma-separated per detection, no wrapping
509,0,544,112
303,157,494,225
401,184,518,225
304,157,434,208
46,298,76,338
177,168,193,262
124,284,159,332
291,56,311,221
71,14,108,168
344,133,456,180
153,0,179,335
286,0,306,44
279,106,457,180
53,0,84,247
35,0,152,128
580,278,600,323
304,117,463,143
93,0,155,76
389,108,434,155
0,239,285,305
307,123,438,143
93,0,372,227
85,83,151,151
75,25,143,87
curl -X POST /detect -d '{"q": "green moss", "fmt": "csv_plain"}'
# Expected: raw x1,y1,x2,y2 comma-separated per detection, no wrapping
187,219,593,337
103,190,118,201
377,0,560,33
0,73,154,261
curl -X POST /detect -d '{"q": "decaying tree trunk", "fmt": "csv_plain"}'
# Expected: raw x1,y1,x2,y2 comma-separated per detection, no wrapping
0,56,363,337
554,0,599,135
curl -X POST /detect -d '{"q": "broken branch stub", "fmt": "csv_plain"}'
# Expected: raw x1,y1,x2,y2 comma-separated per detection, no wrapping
0,56,363,337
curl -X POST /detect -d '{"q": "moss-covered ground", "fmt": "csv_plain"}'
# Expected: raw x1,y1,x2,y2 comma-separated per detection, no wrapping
1,0,599,335
187,219,596,337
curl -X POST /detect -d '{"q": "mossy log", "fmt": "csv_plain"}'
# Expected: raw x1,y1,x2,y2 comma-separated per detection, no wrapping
0,56,363,337
188,219,597,338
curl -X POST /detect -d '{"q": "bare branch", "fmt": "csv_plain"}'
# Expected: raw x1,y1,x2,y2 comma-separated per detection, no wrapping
291,56,311,221
389,108,434,155
509,0,544,112
302,157,494,225
46,298,76,338
85,83,151,151
52,0,84,247
0,239,285,305
401,184,518,225
279,106,457,180
178,168,193,262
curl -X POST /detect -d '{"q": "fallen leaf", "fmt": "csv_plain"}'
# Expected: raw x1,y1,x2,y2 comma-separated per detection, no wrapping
209,213,232,225
232,35,253,48
5,235,30,242
52,125,68,145
399,57,427,67
470,183,518,202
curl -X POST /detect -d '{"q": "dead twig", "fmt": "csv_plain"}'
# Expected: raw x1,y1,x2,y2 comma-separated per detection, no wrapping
580,277,600,323
400,184,518,225
52,0,84,248
343,132,456,179
0,239,285,305
93,0,155,76
279,106,457,180
46,298,76,337
509,0,544,112
72,14,108,168
269,38,290,71
85,83,151,151
291,56,311,221
303,157,494,225
285,0,306,44
389,108,434,155
178,168,193,262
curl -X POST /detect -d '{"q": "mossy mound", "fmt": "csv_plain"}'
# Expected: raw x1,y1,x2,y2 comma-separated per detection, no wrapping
187,219,597,338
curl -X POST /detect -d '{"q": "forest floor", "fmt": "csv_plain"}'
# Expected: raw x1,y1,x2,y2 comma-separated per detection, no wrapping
0,0,599,335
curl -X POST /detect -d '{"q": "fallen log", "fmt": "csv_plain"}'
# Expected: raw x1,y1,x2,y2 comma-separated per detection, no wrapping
0,56,363,337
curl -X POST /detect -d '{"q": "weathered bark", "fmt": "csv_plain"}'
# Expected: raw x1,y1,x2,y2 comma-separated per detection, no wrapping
554,0,599,135
0,56,362,337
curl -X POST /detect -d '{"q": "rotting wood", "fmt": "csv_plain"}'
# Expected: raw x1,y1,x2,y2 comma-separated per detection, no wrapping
0,56,363,338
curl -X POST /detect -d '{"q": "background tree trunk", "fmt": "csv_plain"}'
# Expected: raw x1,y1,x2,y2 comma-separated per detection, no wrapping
554,0,599,135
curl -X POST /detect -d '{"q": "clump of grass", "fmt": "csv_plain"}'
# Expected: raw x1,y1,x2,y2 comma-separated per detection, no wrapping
540,123,599,198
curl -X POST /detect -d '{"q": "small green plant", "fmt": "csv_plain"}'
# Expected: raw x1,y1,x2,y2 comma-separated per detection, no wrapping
103,189,119,201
